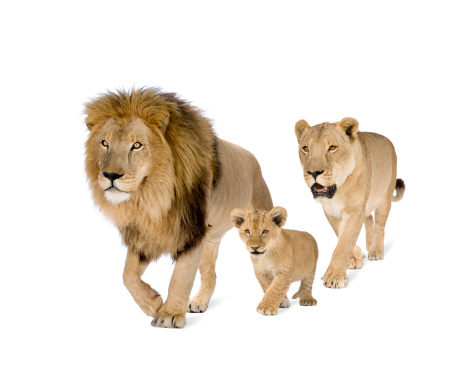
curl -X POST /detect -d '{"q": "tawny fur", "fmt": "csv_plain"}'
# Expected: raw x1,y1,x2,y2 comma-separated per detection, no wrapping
231,207,318,315
295,117,405,289
85,88,273,328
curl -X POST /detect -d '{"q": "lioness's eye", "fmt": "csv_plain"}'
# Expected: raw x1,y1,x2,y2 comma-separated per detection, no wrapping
131,142,142,150
329,145,337,151
302,145,309,153
262,230,269,235
101,140,109,148
244,229,250,235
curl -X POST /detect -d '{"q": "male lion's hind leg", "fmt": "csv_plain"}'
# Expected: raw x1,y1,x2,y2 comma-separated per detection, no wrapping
188,240,220,313
123,250,163,317
368,200,391,261
347,245,364,269
152,243,204,328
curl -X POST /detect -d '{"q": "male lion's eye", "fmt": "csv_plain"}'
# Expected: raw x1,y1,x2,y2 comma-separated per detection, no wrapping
101,140,109,148
302,145,309,153
131,142,142,150
262,230,269,235
329,145,337,151
244,229,250,235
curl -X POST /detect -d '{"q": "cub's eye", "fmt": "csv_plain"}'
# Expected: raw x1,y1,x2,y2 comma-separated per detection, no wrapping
244,229,250,235
329,145,337,151
131,142,142,150
101,140,109,148
302,145,309,153
262,230,269,235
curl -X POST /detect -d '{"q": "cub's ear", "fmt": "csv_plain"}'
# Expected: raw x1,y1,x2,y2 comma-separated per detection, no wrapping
338,117,359,139
295,119,311,143
269,206,287,227
230,208,246,228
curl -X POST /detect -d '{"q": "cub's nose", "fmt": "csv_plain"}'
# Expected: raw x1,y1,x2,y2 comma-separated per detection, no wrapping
103,172,124,182
250,246,260,250
307,170,324,179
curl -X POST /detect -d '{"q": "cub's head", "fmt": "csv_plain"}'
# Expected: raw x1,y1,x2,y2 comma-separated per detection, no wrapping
84,89,174,206
295,117,359,200
230,207,287,257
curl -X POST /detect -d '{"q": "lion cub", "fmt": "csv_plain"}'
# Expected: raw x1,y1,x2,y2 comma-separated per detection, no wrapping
231,206,318,315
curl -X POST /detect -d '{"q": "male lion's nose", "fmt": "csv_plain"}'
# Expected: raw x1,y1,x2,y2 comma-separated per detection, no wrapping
307,170,324,179
103,172,124,182
251,246,260,250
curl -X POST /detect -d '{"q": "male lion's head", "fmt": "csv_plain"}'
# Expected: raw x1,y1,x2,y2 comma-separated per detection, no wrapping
230,207,287,257
295,117,360,200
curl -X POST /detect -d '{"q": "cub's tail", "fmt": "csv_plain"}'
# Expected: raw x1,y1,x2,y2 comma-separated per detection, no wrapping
392,178,405,202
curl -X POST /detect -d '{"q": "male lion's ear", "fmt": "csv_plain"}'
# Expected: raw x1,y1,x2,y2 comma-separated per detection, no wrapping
295,119,311,143
338,117,359,139
230,208,246,228
269,206,287,228
86,122,95,131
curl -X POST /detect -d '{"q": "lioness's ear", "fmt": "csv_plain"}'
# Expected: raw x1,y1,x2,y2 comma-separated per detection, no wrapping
338,117,359,139
269,206,287,227
230,208,246,228
295,120,311,143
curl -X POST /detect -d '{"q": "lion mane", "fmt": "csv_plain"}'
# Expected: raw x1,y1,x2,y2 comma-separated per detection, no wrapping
84,88,221,261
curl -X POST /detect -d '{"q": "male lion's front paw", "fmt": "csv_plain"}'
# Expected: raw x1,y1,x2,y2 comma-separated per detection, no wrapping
299,297,317,306
323,271,349,289
257,302,279,316
151,311,186,328
368,250,384,260
187,299,208,313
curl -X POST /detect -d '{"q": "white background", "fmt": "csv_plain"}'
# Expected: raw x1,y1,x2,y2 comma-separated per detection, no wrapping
1,1,459,372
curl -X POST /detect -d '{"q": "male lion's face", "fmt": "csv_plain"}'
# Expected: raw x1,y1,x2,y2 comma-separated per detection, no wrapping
295,119,359,200
87,118,159,204
230,207,287,257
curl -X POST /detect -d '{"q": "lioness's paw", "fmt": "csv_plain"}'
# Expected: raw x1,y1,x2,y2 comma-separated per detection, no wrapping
257,302,278,316
368,250,384,260
299,297,317,306
323,273,349,289
348,257,364,269
279,297,290,308
187,299,208,313
151,312,186,328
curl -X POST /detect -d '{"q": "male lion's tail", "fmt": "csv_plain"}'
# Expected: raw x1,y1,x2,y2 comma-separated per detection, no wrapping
392,179,405,202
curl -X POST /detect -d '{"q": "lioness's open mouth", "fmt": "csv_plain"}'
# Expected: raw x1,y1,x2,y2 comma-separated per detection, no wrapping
311,183,337,199
250,250,266,255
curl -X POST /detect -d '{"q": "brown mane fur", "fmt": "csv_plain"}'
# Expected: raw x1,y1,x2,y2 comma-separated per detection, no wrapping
85,88,221,261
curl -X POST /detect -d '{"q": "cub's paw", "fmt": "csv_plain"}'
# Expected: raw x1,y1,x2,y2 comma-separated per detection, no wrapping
151,312,186,328
187,299,208,313
257,302,279,316
368,250,384,261
279,297,290,308
299,297,317,306
323,272,349,289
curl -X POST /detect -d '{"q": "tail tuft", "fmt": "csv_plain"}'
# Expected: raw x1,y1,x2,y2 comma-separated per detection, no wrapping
392,178,405,202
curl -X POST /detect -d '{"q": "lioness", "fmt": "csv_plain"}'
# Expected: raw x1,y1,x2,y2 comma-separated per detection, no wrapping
231,207,318,315
84,88,273,328
295,117,405,289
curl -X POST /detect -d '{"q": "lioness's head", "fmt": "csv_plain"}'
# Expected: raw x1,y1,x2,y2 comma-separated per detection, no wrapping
230,207,287,257
84,89,175,208
295,117,359,200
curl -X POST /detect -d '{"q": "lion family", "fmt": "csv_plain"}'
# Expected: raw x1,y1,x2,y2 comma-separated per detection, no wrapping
84,88,405,328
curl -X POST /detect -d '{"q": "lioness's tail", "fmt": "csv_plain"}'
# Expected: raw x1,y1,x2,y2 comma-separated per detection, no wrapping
392,179,405,202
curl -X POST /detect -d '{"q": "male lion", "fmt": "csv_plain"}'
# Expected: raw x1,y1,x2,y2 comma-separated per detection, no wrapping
84,88,273,328
231,207,318,315
295,117,405,289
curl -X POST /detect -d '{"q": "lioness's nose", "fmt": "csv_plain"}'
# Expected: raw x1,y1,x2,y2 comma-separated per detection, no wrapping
103,172,124,182
251,246,260,250
307,170,324,179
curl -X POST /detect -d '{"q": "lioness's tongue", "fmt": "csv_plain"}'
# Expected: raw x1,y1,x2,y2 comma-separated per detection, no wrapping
314,183,327,193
